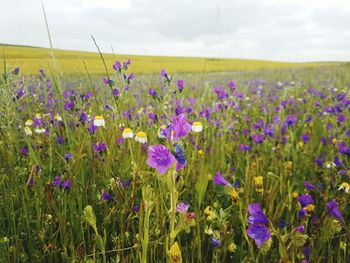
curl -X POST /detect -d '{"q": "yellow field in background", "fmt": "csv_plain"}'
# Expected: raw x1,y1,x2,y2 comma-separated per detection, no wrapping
0,44,339,75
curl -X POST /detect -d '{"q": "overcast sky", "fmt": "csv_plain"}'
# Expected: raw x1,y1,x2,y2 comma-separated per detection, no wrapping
1,0,350,62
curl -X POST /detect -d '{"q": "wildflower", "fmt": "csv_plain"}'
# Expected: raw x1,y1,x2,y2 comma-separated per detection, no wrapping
34,128,46,134
254,176,264,192
169,242,182,263
247,203,269,225
122,128,133,139
247,224,271,247
173,143,186,170
93,116,105,127
113,61,122,71
304,181,317,191
292,192,299,199
231,190,239,203
146,144,176,175
338,182,350,193
212,238,220,247
285,115,297,126
298,194,314,208
176,202,190,214
133,205,140,212
24,127,32,136
61,179,71,189
326,199,343,220
171,114,191,141
93,142,107,153
54,114,62,122
213,172,231,187
65,152,72,162
25,119,33,126
177,80,184,92
101,191,113,202
51,176,62,187
228,242,237,253
113,88,119,97
286,161,293,171
204,206,213,217
191,122,203,133
20,147,29,156
158,124,167,138
135,131,147,144
239,144,252,151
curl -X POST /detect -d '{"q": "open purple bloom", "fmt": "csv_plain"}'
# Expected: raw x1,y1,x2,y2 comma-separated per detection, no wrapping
213,172,231,187
299,194,314,208
146,145,176,175
247,203,269,225
212,238,221,247
171,113,191,141
247,223,271,247
65,152,72,162
285,115,297,127
326,199,343,220
176,202,190,213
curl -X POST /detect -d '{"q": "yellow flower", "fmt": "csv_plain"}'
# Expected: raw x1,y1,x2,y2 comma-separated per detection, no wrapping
54,114,62,122
135,131,147,144
122,128,133,139
305,204,315,213
228,242,237,253
192,122,203,133
204,206,212,217
298,141,304,148
286,161,293,171
292,192,299,199
332,138,337,145
169,242,182,263
231,190,239,203
254,176,264,193
198,149,203,155
93,115,105,127
338,182,350,193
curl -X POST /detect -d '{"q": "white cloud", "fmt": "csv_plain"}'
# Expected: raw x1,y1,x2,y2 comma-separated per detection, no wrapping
0,0,349,61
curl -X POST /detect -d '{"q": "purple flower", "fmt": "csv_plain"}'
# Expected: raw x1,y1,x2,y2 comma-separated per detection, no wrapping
113,88,119,97
285,115,297,127
213,172,231,187
176,202,190,213
304,181,317,191
213,86,227,100
61,179,71,189
101,191,113,202
171,113,191,141
298,194,314,208
20,147,29,156
247,203,269,225
333,156,344,167
315,156,323,167
247,223,271,247
51,176,62,187
134,205,140,212
177,80,184,91
212,238,220,247
65,152,72,162
173,143,186,171
148,88,157,97
301,134,310,143
113,61,122,71
228,80,236,90
239,144,252,151
326,199,343,220
296,225,305,233
146,145,176,175
252,134,264,144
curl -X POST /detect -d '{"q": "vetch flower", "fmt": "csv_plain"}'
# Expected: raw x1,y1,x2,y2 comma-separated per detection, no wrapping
122,128,133,139
135,131,147,144
191,122,203,133
146,145,176,175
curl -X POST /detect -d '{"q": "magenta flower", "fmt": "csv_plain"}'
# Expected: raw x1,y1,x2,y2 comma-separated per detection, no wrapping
176,202,190,213
247,224,271,247
213,172,231,187
146,145,176,175
171,113,191,141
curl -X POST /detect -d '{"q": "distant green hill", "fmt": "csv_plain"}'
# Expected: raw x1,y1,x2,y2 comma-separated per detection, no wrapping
0,44,341,75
